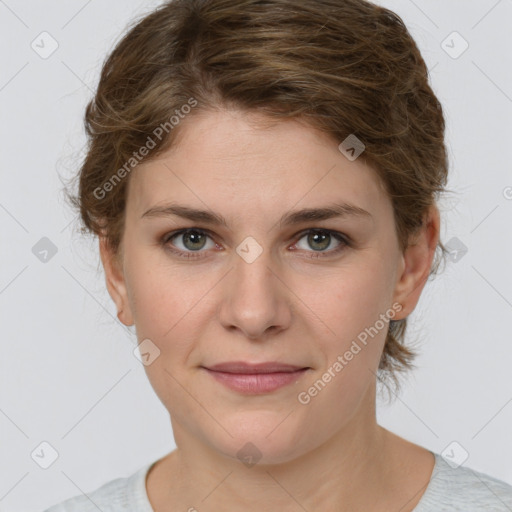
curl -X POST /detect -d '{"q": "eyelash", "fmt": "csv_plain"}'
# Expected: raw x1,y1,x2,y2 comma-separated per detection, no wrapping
160,228,350,260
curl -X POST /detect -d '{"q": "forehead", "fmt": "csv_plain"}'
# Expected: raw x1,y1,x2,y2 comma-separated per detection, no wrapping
128,109,390,224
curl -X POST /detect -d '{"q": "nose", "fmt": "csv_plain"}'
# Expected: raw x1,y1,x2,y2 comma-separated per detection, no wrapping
218,245,292,341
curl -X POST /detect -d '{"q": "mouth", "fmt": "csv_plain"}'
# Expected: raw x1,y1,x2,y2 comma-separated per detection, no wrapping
200,361,311,394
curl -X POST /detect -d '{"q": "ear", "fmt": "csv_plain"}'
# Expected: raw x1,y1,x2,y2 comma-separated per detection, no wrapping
391,205,440,320
98,237,134,326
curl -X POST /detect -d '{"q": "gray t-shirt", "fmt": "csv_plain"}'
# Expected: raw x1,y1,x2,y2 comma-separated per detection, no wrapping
43,451,512,511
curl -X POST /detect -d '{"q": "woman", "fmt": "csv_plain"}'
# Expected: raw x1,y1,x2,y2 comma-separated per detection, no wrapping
45,0,512,510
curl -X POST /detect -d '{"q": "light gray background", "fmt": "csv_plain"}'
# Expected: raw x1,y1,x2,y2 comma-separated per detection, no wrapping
1,1,511,510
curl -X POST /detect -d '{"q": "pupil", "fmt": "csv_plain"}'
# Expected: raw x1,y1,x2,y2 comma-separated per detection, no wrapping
309,231,330,251
184,230,206,250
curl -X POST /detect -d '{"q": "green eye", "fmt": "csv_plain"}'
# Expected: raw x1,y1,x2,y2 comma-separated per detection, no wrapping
293,229,349,257
162,229,215,258
161,228,349,260
178,230,209,251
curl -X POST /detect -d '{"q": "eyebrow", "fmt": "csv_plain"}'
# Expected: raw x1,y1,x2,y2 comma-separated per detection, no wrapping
140,201,373,227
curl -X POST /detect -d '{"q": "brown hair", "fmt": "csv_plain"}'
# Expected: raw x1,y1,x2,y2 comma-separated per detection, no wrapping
64,0,451,394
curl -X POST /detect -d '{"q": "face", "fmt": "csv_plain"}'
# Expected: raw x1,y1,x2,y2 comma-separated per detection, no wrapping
101,108,438,465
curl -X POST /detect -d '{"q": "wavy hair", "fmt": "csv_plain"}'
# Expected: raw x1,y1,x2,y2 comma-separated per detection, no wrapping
64,0,451,395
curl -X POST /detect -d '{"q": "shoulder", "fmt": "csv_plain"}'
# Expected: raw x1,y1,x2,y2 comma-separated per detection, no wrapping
42,462,155,512
414,452,512,511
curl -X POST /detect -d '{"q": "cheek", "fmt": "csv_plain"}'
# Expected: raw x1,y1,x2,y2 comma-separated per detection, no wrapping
125,252,222,367
125,243,197,329
127,262,210,411
294,265,391,427
292,260,391,407
298,259,392,345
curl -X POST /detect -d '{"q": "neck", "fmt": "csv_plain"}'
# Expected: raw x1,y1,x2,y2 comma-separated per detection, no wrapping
152,383,408,511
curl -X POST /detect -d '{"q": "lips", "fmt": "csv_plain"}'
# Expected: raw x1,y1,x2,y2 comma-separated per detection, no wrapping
201,361,311,394
204,361,308,374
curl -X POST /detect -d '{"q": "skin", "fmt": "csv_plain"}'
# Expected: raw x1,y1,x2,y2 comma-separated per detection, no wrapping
100,108,440,512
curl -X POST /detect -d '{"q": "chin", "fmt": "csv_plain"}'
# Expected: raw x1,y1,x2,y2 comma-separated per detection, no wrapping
204,413,312,467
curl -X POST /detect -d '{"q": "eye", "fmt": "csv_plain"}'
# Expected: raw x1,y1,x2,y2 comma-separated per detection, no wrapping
162,228,218,259
161,228,350,260
292,229,349,258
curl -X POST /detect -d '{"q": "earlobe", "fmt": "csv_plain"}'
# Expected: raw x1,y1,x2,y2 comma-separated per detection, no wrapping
98,237,135,326
392,206,440,321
